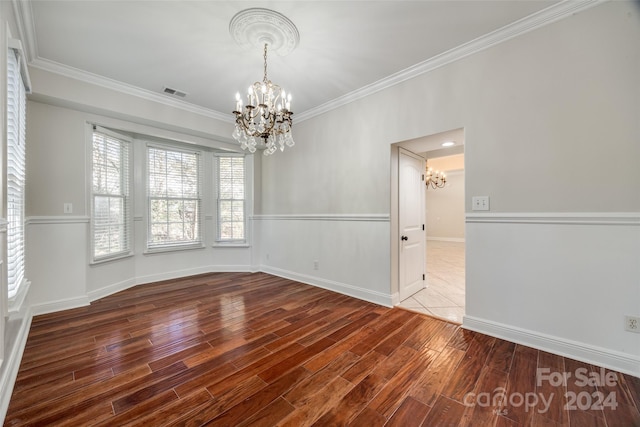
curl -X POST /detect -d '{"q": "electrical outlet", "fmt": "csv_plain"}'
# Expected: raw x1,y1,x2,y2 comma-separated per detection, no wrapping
313,260,319,270
472,196,490,211
625,315,640,333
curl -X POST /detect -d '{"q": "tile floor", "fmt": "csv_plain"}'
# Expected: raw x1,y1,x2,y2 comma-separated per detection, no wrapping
398,240,465,324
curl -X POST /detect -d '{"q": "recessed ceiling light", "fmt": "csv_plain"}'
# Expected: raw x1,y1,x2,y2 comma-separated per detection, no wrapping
442,141,455,147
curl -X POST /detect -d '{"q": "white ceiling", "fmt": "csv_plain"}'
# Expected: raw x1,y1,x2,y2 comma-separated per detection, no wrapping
398,127,465,157
19,1,562,121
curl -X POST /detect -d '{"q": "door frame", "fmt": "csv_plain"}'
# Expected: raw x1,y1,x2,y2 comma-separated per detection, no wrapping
390,128,466,306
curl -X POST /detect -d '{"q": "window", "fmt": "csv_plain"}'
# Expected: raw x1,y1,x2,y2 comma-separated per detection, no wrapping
147,145,202,250
91,127,131,261
216,155,245,242
7,46,27,299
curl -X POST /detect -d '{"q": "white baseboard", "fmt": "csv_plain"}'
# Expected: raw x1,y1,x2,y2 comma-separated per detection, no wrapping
391,292,400,306
89,265,257,302
261,266,393,308
87,278,136,303
30,295,90,316
463,315,640,378
135,264,254,287
0,307,33,425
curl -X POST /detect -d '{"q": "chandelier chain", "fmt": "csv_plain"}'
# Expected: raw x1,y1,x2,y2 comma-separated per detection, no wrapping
263,44,268,83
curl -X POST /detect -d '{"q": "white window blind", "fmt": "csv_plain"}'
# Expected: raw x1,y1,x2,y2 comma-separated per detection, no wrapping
7,47,27,299
217,156,245,242
91,127,131,261
147,145,202,250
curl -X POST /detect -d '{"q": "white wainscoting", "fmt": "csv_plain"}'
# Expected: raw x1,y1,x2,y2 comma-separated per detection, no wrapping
26,216,91,315
0,217,23,424
254,214,392,307
26,216,258,314
0,307,32,425
464,212,640,377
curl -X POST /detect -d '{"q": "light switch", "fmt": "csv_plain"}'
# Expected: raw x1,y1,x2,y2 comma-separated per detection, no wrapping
472,196,489,211
64,203,73,214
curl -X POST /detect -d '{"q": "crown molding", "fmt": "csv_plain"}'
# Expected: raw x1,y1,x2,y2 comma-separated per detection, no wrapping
11,0,37,62
17,0,603,123
12,1,264,125
28,57,233,123
16,1,231,122
295,0,604,122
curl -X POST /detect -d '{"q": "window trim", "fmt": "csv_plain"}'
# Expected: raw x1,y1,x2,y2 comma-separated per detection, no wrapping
89,125,134,264
214,153,249,246
6,42,29,304
145,142,205,253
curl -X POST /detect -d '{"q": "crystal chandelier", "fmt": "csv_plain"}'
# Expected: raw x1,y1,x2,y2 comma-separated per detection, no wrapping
232,43,294,156
425,165,446,189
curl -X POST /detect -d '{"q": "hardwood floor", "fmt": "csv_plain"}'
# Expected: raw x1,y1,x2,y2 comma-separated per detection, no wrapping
4,272,640,426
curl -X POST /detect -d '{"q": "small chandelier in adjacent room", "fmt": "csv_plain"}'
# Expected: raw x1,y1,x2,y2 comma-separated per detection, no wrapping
425,165,446,189
230,8,299,156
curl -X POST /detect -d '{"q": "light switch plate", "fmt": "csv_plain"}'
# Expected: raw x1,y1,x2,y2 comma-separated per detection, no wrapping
64,203,73,214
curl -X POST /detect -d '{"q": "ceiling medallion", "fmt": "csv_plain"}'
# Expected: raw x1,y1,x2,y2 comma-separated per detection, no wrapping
230,8,299,155
229,8,299,56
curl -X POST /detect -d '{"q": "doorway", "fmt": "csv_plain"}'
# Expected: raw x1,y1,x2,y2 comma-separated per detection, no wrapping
392,128,466,324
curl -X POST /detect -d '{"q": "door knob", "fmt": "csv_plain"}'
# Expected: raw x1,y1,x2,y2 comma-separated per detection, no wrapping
401,235,408,241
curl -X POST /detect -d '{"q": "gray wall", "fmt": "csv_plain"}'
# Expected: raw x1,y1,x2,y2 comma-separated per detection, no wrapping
261,3,640,215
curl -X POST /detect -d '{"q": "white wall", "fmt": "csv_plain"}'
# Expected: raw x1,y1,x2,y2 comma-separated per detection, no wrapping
426,171,465,241
258,1,640,375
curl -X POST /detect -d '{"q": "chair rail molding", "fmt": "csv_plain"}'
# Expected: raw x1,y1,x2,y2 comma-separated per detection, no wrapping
26,216,90,225
466,212,640,226
252,213,390,222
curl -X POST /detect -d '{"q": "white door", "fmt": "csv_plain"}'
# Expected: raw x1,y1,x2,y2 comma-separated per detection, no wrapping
399,148,426,301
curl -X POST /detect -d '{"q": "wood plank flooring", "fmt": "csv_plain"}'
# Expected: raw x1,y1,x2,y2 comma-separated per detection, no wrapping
4,272,640,426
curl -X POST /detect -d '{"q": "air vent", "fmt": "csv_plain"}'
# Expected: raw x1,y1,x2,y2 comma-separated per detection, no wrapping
162,86,188,98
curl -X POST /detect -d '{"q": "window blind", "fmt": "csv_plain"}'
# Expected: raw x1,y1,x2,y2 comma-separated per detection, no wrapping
147,145,202,249
7,47,27,299
217,156,245,241
91,127,131,261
